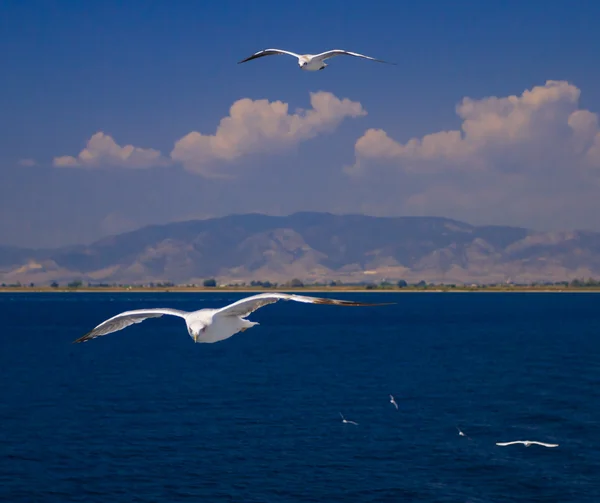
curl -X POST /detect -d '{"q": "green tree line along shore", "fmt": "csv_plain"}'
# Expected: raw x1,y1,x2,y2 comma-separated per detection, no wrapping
2,277,600,291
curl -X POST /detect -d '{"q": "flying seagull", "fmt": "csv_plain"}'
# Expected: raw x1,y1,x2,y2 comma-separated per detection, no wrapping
73,292,394,344
389,394,398,410
238,48,396,71
496,440,559,448
456,426,471,440
339,412,359,426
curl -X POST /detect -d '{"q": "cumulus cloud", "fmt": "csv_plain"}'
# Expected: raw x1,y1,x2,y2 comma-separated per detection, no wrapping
52,92,366,176
341,80,600,231
349,80,600,175
170,91,366,175
53,132,170,169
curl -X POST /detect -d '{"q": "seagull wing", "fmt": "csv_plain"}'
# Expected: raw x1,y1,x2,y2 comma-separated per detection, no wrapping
535,442,559,447
238,48,300,64
311,49,396,65
496,441,522,446
213,292,395,319
73,308,189,343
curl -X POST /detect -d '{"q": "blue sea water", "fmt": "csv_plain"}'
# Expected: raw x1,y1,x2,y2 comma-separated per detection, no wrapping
0,292,599,502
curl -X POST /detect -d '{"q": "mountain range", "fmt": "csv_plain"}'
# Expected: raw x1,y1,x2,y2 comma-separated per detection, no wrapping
2,212,600,285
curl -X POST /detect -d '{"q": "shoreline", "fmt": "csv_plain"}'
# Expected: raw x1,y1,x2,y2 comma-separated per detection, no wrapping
1,287,600,294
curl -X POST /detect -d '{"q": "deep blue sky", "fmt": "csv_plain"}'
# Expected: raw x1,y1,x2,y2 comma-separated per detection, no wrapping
2,0,600,247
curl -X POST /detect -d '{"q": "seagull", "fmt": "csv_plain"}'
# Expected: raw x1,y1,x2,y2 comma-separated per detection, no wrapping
339,412,359,426
238,48,396,72
389,394,398,410
496,441,559,448
456,426,471,439
73,292,394,344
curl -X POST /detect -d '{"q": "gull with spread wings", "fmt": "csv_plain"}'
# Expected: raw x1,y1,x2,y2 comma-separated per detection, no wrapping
339,412,359,426
238,48,396,71
496,440,559,448
73,293,394,344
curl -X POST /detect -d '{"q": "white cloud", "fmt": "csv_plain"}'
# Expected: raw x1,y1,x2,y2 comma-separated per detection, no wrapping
340,80,600,231
52,92,366,177
53,132,170,169
170,91,366,175
349,80,600,175
18,158,37,167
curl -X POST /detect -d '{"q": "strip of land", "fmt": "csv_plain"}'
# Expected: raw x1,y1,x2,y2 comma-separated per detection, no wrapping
1,286,600,293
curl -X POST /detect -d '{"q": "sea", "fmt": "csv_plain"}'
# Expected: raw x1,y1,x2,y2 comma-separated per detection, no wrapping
0,292,598,502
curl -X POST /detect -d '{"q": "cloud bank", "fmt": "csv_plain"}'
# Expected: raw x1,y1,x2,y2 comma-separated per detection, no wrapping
349,80,600,175
40,80,600,238
344,80,600,230
52,92,366,176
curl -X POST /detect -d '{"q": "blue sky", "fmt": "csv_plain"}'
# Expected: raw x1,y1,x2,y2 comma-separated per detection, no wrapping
2,0,600,247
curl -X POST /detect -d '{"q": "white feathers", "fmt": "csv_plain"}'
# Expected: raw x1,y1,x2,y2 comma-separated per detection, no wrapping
73,292,392,344
496,440,559,448
339,412,359,426
238,47,396,71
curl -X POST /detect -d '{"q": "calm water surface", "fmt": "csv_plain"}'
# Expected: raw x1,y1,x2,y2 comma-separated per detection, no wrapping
0,292,599,502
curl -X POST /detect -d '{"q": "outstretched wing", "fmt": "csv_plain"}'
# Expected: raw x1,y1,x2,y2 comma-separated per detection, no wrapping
537,442,559,448
238,48,300,64
312,49,396,65
496,441,520,446
213,292,395,319
73,308,189,343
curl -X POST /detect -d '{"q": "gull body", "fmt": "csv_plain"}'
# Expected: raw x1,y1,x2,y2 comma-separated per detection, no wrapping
238,48,396,72
496,440,559,448
73,292,394,344
339,412,358,426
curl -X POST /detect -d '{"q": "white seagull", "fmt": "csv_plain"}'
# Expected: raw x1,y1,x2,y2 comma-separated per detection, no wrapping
496,440,559,448
238,48,396,71
339,412,359,426
73,292,394,344
456,426,471,439
389,394,398,410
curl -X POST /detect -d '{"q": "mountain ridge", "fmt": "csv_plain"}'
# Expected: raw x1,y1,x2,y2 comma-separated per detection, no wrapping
1,212,599,285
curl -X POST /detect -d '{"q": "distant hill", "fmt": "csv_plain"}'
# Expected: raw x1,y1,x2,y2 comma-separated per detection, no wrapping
2,212,600,285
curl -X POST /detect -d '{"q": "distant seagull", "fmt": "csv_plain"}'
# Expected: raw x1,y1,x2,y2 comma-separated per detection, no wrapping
496,440,559,448
389,394,398,410
456,426,471,439
73,292,394,344
340,412,359,426
238,48,396,71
